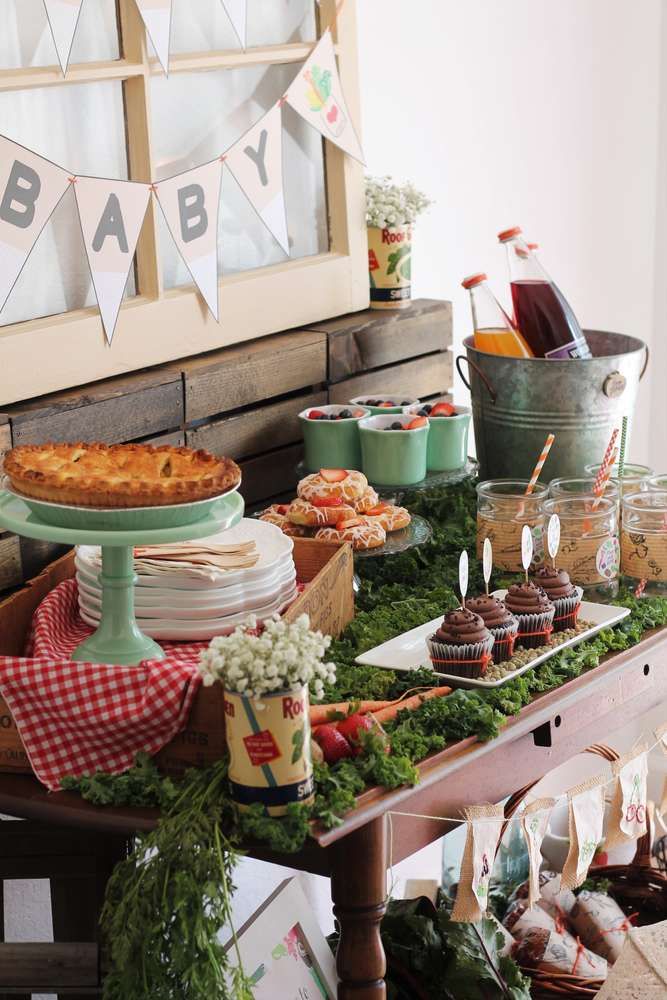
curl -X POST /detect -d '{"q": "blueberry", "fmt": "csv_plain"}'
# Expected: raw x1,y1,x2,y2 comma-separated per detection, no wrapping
418,408,429,417
339,408,351,418
422,403,433,413
401,400,411,405
317,414,328,420
330,414,339,420
391,421,403,430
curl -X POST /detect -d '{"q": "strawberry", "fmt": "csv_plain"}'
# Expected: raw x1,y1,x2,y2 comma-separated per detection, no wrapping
313,724,353,764
336,517,363,529
276,504,290,515
353,409,366,417
337,713,373,754
365,503,390,516
309,409,326,419
379,401,394,408
406,415,428,430
430,401,456,417
312,496,344,508
320,468,348,483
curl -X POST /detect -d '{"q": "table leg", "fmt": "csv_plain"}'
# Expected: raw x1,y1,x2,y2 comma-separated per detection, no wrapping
331,817,387,1000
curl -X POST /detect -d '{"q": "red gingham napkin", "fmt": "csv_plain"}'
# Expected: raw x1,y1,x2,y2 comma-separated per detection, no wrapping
0,579,206,791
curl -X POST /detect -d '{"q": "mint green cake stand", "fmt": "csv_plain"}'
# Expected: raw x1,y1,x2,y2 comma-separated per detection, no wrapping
0,489,244,666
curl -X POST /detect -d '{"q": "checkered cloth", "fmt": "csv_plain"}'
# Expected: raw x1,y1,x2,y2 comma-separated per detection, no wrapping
0,579,205,791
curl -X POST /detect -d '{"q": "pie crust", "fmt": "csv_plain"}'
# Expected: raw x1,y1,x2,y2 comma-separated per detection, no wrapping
3,442,241,509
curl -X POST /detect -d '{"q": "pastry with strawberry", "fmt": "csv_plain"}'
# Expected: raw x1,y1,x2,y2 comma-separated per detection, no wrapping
316,515,386,550
297,468,368,504
259,504,312,537
288,496,356,527
363,501,411,532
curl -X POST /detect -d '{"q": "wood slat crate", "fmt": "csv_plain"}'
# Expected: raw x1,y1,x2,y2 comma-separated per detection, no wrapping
0,300,453,590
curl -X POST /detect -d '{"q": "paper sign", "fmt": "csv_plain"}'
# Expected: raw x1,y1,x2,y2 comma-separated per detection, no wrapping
547,514,561,562
220,0,247,48
286,29,364,163
459,550,468,605
135,0,174,74
154,157,223,321
74,176,150,345
521,524,533,573
482,537,493,590
0,136,72,314
521,800,555,907
42,0,84,75
225,104,289,255
562,777,605,889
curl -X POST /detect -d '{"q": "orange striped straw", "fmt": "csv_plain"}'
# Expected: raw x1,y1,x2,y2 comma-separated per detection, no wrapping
635,578,647,598
591,447,618,509
525,433,555,496
597,428,619,486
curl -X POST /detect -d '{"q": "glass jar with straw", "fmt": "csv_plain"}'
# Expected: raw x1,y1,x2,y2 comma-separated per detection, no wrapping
549,478,620,504
542,496,619,600
584,462,653,496
476,481,547,573
621,491,667,596
648,475,667,492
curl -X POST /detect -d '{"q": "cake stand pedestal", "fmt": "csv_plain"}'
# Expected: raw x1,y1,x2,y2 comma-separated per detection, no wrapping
0,490,244,666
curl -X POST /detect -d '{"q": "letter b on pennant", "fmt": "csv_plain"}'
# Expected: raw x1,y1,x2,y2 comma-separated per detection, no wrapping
0,161,41,230
178,184,208,243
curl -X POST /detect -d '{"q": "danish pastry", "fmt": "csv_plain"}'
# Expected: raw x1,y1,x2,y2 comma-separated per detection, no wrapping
354,486,381,513
259,504,311,537
315,516,386,551
287,497,356,527
298,468,368,504
364,502,411,533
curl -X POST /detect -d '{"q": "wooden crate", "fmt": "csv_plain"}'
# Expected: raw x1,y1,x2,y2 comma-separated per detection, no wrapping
0,538,354,778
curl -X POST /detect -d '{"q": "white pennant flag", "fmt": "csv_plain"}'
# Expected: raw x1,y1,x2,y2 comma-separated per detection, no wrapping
74,177,150,345
607,748,649,846
451,805,504,923
520,799,555,908
225,105,289,256
0,137,71,314
42,0,84,75
154,158,223,321
286,29,364,163
134,0,173,74
220,0,247,48
561,775,606,890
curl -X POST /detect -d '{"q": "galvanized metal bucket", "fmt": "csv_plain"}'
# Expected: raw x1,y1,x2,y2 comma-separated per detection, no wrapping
456,331,648,481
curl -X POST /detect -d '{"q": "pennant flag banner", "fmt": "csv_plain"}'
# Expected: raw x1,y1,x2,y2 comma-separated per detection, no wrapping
42,0,84,75
607,747,648,846
226,104,289,256
154,158,223,321
561,775,606,890
74,177,151,345
134,0,174,75
520,799,555,908
286,29,365,164
451,805,504,923
220,0,247,49
0,137,71,313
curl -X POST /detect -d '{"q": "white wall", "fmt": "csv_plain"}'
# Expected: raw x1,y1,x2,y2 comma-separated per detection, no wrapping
357,0,666,469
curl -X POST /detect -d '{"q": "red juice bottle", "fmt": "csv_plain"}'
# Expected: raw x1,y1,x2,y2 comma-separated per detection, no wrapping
497,226,592,359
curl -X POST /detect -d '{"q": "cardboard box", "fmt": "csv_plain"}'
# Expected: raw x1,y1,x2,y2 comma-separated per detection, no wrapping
0,537,354,778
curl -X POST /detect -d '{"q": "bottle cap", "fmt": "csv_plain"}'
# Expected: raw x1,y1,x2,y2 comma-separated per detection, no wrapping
527,242,539,251
497,226,523,243
461,272,487,289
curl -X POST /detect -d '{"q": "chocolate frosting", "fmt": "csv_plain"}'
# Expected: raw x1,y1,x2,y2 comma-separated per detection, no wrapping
530,565,576,601
466,594,517,629
434,608,491,646
504,581,554,616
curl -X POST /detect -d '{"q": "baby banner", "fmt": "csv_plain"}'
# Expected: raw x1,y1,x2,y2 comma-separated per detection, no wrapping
154,158,224,321
0,137,71,314
74,177,151,345
42,0,84,75
134,0,174,75
286,29,364,164
225,104,289,256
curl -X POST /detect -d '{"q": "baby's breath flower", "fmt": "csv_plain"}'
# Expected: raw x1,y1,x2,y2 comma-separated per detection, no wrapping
365,175,432,228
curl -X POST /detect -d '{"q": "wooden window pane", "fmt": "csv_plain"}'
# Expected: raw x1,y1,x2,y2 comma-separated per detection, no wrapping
169,0,317,53
1,0,120,68
0,80,134,327
150,63,328,286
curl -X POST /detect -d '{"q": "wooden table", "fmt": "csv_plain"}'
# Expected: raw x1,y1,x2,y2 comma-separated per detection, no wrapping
0,628,664,999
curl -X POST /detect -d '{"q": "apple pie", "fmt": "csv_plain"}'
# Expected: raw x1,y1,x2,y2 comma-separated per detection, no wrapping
3,442,241,509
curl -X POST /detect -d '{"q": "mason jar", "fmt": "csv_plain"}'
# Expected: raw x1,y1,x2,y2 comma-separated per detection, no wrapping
584,462,653,497
648,475,667,492
621,491,667,596
549,477,620,504
543,496,619,600
476,480,548,573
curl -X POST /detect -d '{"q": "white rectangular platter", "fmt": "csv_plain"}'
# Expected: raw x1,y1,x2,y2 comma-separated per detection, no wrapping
354,591,631,689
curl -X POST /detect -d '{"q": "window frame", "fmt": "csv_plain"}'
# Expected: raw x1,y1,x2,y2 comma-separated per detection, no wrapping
0,0,367,405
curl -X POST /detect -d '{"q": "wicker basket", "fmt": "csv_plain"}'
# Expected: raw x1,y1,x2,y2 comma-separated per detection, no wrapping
502,744,667,999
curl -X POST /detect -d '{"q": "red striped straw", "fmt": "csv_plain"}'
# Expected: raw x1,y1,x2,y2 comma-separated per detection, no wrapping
635,579,647,598
594,428,619,493
591,447,618,510
525,433,555,496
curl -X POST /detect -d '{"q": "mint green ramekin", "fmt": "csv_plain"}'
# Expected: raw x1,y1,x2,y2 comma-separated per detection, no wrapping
404,402,471,472
349,394,420,415
358,414,429,486
299,404,370,471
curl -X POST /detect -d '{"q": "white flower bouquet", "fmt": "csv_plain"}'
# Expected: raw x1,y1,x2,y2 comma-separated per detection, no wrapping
365,175,432,230
198,613,336,701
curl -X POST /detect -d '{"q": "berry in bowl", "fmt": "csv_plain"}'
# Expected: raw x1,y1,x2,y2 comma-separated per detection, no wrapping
403,399,471,472
358,414,429,486
298,404,370,472
349,394,420,415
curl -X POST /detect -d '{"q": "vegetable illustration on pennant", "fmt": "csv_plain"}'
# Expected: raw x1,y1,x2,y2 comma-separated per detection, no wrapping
304,65,346,137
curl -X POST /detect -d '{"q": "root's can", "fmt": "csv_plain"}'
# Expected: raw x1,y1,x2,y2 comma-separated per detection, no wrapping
368,225,412,310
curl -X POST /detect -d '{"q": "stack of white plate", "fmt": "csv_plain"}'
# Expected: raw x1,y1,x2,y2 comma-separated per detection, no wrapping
75,518,298,640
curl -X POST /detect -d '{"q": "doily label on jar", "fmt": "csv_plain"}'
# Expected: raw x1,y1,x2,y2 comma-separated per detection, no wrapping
596,536,621,580
621,529,667,581
557,534,619,586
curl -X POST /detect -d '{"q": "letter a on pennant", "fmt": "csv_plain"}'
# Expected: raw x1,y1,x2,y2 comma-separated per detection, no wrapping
220,0,247,48
74,177,150,345
154,158,223,321
0,136,71,315
134,0,173,75
225,105,289,255
285,29,364,163
42,0,84,75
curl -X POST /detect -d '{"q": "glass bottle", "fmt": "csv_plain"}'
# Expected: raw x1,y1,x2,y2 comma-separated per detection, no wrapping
497,226,592,360
462,272,532,358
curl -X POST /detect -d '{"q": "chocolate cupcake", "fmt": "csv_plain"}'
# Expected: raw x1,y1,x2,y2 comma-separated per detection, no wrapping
426,608,494,678
504,582,555,649
466,594,519,663
530,566,583,632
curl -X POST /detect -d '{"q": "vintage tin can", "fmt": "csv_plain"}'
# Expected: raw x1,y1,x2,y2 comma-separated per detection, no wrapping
367,224,412,310
224,685,314,817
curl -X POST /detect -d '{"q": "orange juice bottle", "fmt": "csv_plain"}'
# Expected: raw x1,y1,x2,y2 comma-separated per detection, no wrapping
462,272,533,358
